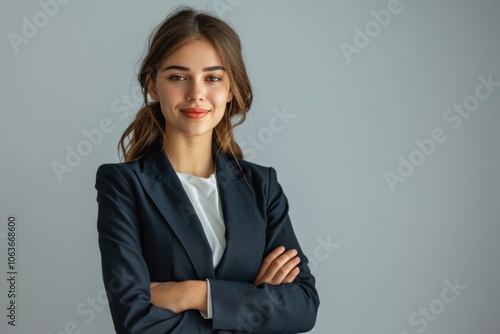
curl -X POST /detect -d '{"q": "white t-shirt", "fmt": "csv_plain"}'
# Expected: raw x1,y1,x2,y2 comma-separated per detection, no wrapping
176,172,226,266
176,171,226,319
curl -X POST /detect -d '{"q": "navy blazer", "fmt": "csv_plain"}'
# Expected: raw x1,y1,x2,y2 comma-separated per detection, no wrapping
95,147,319,333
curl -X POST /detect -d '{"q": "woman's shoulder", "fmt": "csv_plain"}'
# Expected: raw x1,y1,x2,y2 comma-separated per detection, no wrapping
220,154,280,186
96,147,165,178
95,158,145,189
238,158,277,175
219,153,269,172
97,159,141,174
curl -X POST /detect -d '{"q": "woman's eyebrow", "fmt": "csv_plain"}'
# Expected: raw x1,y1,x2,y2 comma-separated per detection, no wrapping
161,65,225,72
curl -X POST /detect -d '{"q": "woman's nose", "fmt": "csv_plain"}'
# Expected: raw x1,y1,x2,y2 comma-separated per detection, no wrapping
185,79,206,101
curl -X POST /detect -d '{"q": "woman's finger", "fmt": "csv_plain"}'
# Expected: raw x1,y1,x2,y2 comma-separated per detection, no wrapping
253,246,286,284
260,249,298,281
282,266,300,283
271,256,301,284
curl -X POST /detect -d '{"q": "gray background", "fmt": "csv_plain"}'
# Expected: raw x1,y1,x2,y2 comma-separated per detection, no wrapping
1,0,499,333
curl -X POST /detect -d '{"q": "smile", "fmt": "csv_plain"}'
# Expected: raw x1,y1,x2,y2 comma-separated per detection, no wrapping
180,108,209,119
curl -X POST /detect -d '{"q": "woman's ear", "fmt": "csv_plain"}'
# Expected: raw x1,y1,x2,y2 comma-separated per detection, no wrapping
146,74,159,101
227,91,233,102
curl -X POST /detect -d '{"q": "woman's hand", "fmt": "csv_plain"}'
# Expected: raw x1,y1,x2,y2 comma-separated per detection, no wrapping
150,281,207,313
150,281,185,313
253,246,301,286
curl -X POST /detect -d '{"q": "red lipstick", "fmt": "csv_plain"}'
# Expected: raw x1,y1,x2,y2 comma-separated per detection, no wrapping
181,108,209,119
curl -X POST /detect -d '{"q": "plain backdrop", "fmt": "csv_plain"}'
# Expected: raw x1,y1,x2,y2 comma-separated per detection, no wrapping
1,0,500,333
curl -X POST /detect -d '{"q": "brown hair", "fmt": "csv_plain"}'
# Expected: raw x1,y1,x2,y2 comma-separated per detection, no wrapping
118,6,253,161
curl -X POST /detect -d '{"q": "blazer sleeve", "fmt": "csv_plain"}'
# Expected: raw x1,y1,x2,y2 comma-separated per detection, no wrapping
209,167,320,333
95,164,200,334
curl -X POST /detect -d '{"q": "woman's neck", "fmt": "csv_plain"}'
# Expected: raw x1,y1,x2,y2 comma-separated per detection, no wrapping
163,130,215,178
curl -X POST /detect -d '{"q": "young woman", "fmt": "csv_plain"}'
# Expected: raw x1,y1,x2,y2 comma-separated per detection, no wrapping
95,6,319,333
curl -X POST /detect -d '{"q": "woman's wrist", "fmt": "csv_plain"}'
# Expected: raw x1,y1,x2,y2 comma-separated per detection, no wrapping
181,280,208,313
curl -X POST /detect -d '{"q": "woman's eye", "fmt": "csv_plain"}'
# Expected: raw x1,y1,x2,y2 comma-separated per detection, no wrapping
170,75,185,81
207,76,221,82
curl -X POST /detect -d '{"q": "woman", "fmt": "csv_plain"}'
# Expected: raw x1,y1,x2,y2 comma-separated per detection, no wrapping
95,6,319,333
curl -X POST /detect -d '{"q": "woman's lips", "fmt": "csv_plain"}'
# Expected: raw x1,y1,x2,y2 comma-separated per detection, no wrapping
181,108,209,119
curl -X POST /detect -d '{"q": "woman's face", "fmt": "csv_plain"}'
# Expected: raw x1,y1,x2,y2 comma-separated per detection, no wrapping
148,39,232,141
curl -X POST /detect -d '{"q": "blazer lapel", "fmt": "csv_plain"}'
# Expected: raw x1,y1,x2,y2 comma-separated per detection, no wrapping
214,154,263,279
136,149,215,280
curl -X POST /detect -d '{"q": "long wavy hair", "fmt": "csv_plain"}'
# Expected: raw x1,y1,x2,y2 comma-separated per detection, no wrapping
119,7,253,161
